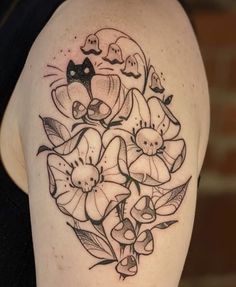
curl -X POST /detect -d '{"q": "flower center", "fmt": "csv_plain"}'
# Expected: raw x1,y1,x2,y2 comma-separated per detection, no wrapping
71,164,99,192
135,128,163,156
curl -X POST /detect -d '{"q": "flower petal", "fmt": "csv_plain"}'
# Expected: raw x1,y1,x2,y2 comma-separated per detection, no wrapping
98,137,128,184
47,154,88,221
55,128,102,166
103,129,142,169
148,97,180,140
91,74,121,111
51,85,71,118
159,139,186,172
114,89,151,134
47,153,73,198
57,189,88,222
52,83,90,120
129,154,170,186
86,182,130,222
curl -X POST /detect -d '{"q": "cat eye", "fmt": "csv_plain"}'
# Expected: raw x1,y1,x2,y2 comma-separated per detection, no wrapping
84,67,90,74
70,70,76,76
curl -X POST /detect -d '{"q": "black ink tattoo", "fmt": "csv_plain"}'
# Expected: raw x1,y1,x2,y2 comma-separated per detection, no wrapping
38,28,191,279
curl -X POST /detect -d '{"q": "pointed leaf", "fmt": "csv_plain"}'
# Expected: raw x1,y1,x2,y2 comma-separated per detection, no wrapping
53,128,89,155
41,117,70,146
164,95,173,105
37,145,51,155
89,259,116,270
70,227,115,260
155,177,191,215
154,220,178,229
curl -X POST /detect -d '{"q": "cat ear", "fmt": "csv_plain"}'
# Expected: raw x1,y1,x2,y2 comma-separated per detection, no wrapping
67,60,75,70
83,57,94,68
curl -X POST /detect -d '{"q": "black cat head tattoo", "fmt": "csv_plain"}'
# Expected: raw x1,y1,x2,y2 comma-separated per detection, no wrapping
66,57,96,91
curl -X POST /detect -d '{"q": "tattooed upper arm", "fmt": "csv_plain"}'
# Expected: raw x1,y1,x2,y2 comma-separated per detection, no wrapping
19,1,209,286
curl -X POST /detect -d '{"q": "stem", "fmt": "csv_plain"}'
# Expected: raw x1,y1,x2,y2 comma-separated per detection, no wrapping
95,223,117,260
116,205,123,221
135,222,141,236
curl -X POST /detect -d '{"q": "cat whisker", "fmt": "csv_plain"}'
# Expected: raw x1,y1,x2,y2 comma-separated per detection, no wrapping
98,67,114,71
47,64,64,73
96,62,103,67
43,73,58,77
49,77,66,87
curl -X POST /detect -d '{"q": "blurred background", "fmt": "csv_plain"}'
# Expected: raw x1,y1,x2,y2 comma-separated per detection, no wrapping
180,1,236,287
0,1,235,287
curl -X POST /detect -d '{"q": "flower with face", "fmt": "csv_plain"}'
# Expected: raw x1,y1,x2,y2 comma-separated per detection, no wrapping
104,89,186,186
47,128,130,223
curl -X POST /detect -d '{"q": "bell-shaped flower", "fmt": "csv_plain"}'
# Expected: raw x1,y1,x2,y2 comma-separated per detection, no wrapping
47,128,130,223
149,71,164,93
103,43,124,64
131,196,156,224
115,255,137,277
80,34,101,55
121,55,141,79
52,74,125,123
134,229,154,255
111,218,136,245
104,89,186,186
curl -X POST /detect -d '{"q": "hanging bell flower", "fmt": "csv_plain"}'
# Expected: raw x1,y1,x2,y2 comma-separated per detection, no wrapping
72,101,87,119
131,196,156,224
116,255,138,277
80,34,102,55
87,99,111,121
111,218,136,245
149,71,164,93
87,74,121,120
134,230,154,255
103,43,124,64
121,55,141,79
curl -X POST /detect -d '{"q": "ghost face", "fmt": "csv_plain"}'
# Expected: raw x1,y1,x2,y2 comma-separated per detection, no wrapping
121,55,141,79
103,43,124,64
81,34,102,55
135,128,163,156
150,72,164,93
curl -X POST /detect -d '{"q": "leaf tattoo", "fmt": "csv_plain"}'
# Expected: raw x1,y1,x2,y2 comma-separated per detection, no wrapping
155,178,191,216
41,116,70,146
69,225,116,260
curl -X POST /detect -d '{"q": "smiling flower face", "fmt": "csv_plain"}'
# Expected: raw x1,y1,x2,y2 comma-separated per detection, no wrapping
47,128,130,223
104,89,186,186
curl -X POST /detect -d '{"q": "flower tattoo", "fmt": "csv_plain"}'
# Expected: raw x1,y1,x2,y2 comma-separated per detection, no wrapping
38,28,191,279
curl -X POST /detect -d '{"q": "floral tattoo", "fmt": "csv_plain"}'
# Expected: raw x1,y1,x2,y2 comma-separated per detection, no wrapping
38,28,191,279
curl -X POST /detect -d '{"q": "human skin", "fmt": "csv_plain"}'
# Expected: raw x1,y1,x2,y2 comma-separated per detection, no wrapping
0,0,210,286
